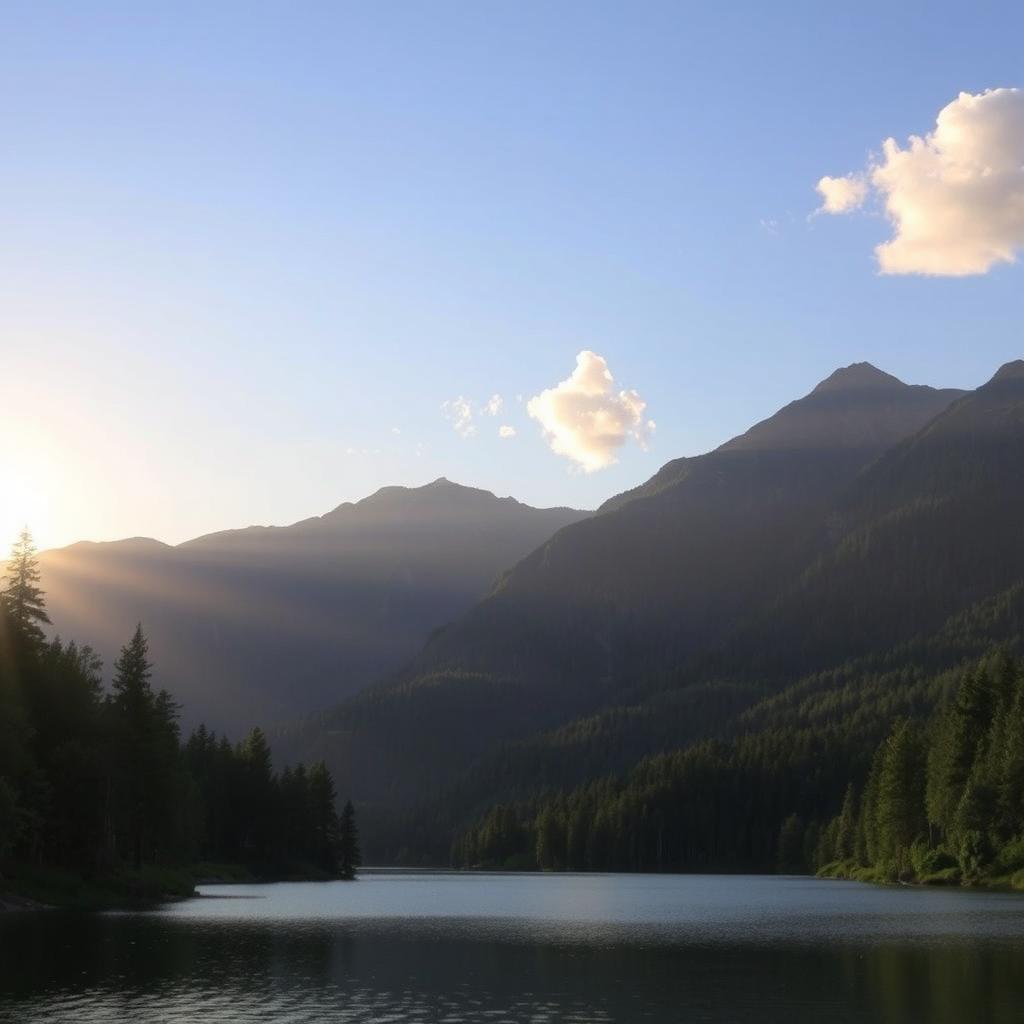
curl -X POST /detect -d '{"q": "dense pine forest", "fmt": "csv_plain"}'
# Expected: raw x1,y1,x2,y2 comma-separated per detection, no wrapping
0,529,360,907
451,651,1024,889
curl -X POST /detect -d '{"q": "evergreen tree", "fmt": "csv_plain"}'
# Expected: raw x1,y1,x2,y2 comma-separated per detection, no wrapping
834,784,858,862
929,665,997,835
874,719,926,876
338,799,361,880
997,687,1024,839
235,727,276,863
308,761,340,874
1,527,50,645
107,624,181,868
776,813,804,872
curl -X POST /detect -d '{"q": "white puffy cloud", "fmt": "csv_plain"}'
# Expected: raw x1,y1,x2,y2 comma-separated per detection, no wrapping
527,351,652,472
484,394,503,416
817,88,1024,275
498,425,516,439
815,174,867,214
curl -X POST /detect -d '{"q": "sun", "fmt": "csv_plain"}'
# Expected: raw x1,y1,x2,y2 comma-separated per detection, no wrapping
0,476,53,557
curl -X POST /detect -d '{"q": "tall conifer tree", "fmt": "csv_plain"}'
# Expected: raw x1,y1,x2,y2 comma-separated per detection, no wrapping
339,799,361,880
1,527,50,645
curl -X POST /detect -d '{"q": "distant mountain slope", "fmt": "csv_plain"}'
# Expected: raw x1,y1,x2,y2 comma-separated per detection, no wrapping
288,364,969,817
747,360,1024,669
39,479,589,733
600,362,963,512
406,364,965,692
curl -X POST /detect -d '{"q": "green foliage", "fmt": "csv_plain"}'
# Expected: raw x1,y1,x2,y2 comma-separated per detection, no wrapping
452,651,1024,887
338,799,361,880
0,528,358,898
1,528,50,646
776,814,805,872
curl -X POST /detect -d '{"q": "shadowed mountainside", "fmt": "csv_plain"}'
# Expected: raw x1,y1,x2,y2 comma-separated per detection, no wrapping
286,364,987,834
39,479,589,733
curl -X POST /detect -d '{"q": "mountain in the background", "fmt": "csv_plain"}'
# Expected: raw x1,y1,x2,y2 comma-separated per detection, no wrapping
285,363,982,844
39,479,589,734
747,359,1024,668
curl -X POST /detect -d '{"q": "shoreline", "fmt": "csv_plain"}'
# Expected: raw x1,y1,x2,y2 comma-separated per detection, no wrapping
0,891,52,913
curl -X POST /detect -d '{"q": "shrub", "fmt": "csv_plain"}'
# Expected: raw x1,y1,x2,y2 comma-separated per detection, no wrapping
910,842,957,877
993,838,1024,874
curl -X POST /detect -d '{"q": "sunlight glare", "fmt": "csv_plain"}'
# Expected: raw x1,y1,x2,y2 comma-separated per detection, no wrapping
0,473,52,557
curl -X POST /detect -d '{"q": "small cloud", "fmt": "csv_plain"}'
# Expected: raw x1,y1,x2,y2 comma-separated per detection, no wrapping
759,217,781,235
815,174,868,214
391,426,402,436
527,351,652,472
498,425,517,439
814,87,1024,275
442,393,505,437
441,396,476,438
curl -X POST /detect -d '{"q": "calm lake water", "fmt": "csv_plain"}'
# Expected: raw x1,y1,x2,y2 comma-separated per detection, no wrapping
2,872,1024,1023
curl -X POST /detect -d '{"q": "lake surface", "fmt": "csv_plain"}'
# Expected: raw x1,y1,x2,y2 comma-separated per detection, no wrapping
2,872,1024,1023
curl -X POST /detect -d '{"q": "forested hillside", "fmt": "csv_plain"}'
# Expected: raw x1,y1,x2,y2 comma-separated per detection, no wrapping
455,650,1024,891
287,362,1024,872
0,530,359,907
38,479,587,734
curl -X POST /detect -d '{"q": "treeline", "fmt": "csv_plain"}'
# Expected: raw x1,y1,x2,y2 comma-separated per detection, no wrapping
453,727,866,872
0,529,360,893
185,724,360,877
809,651,1024,886
453,651,1024,888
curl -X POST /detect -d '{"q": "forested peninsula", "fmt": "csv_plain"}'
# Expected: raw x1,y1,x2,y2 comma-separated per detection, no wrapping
0,529,360,909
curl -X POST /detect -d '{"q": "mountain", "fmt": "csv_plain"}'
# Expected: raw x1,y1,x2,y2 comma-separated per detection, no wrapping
38,479,589,734
286,363,977,843
446,364,1024,872
750,360,1024,668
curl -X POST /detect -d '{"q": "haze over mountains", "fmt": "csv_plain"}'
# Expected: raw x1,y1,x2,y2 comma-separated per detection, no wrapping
275,361,1024,861
38,481,588,731
37,358,1024,866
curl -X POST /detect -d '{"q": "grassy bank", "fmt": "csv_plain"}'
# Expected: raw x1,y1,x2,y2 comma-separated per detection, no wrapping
2,864,198,911
1,858,345,911
817,858,1024,892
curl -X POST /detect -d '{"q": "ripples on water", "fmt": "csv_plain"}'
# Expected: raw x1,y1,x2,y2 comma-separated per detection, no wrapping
2,873,1024,1023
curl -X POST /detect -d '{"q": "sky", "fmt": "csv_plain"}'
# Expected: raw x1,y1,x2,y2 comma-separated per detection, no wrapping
1,1,1022,550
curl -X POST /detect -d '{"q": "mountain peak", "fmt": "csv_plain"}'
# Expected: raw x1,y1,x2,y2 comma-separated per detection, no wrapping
987,360,1024,385
811,362,905,394
716,364,964,455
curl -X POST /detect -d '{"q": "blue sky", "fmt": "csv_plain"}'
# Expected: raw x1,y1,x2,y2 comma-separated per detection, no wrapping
1,1,1022,548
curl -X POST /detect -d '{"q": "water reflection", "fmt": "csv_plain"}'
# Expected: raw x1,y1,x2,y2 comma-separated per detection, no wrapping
2,875,1023,1023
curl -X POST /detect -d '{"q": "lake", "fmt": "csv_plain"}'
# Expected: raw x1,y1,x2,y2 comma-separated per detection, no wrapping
2,873,1023,1022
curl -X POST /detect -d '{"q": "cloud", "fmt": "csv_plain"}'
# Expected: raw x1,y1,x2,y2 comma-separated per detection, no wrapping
441,396,476,438
442,393,505,438
817,87,1024,275
498,425,516,439
815,174,867,214
527,351,653,472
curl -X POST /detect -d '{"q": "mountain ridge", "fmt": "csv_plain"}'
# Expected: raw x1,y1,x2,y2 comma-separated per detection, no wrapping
38,479,591,732
281,362,984,832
